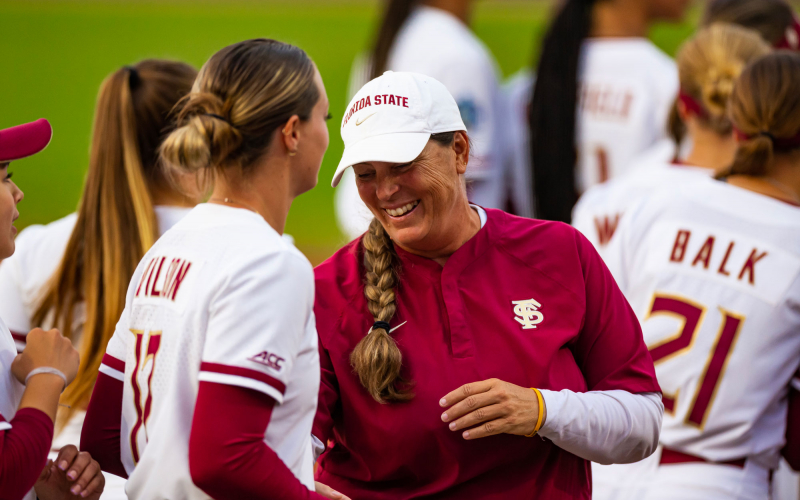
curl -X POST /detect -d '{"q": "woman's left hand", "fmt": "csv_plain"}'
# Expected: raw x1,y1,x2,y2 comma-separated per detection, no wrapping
439,379,546,440
34,445,105,499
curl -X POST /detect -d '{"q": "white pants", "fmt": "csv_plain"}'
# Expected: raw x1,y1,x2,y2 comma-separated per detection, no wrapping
593,447,770,500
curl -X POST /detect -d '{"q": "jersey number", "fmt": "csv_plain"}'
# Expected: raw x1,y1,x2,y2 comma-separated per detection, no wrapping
129,329,162,464
646,295,744,428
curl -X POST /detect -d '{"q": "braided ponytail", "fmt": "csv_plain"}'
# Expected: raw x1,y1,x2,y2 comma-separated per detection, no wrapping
350,218,414,403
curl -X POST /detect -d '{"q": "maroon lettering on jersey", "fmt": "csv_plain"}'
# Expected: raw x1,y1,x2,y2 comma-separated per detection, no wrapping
593,214,621,246
670,230,691,262
148,257,167,297
248,351,285,371
402,97,409,108
136,258,156,297
691,236,715,270
717,241,735,277
375,95,382,105
738,248,768,286
168,261,192,301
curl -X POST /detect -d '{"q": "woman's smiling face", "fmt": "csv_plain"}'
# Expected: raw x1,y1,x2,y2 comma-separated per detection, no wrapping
353,131,471,255
0,162,24,259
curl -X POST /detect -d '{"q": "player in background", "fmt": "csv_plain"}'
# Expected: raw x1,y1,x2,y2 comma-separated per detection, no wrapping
529,0,689,223
703,0,800,51
81,39,341,500
0,60,198,499
573,24,770,259
595,51,800,500
630,0,800,169
334,0,506,240
0,119,104,500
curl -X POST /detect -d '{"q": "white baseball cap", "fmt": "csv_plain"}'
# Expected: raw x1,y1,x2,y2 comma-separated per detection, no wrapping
331,71,466,187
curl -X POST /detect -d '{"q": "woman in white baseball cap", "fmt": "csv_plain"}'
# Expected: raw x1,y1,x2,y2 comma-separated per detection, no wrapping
334,0,507,241
313,71,664,499
0,119,105,500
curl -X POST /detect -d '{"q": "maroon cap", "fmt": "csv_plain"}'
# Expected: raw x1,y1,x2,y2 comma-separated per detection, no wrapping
0,118,53,163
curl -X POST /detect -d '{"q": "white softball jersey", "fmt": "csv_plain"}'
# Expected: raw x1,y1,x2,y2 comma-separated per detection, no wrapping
577,39,678,193
335,5,506,240
101,203,319,499
596,178,800,499
572,161,713,260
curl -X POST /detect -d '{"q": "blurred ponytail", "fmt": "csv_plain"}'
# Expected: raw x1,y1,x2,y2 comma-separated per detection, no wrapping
350,219,413,403
370,0,418,79
33,60,197,428
529,0,595,223
722,52,800,178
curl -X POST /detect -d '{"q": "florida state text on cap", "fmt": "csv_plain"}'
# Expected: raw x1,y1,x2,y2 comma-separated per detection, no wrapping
332,71,466,187
0,119,53,163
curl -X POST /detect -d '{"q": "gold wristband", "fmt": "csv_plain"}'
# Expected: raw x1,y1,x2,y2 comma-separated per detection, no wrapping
525,388,545,437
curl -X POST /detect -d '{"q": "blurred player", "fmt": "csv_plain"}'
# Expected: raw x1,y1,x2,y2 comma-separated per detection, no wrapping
0,119,104,500
81,39,339,500
0,60,198,499
529,0,690,222
573,24,770,258
595,52,800,500
335,0,506,240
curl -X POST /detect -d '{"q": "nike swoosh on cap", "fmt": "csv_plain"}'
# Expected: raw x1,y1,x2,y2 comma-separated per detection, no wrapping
355,112,377,126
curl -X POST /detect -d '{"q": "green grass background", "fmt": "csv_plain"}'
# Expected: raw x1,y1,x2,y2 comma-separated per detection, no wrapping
0,0,698,263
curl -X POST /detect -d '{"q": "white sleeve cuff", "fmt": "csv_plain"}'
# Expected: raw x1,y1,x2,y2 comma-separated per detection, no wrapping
538,389,663,465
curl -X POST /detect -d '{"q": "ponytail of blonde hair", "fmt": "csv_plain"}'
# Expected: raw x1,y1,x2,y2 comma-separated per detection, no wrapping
667,23,771,149
33,60,197,430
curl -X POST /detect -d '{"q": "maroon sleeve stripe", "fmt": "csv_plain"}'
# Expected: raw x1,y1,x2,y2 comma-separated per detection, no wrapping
102,353,125,372
10,331,26,343
199,362,287,395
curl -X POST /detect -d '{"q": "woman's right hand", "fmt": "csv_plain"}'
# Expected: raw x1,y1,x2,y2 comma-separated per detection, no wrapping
11,328,80,388
315,481,351,500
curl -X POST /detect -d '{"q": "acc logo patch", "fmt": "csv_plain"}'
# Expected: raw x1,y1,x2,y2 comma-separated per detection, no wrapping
248,350,285,371
512,299,544,329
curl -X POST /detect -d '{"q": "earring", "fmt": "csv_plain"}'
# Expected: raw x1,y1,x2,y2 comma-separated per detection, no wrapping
288,150,297,157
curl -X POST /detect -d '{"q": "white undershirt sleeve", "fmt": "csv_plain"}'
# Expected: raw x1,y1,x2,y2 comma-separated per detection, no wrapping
537,390,662,465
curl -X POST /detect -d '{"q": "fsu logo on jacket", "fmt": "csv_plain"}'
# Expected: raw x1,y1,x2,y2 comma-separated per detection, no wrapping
512,299,544,329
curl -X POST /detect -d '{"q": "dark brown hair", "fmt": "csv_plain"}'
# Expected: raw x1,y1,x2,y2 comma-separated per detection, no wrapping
350,132,455,403
703,0,794,45
33,60,197,427
529,0,596,223
724,51,800,177
370,0,418,79
160,39,319,177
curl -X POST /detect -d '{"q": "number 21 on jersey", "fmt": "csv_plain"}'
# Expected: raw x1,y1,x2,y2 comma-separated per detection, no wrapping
645,294,745,429
129,329,162,464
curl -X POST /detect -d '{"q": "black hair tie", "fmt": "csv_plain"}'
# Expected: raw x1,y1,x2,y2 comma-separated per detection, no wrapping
124,66,141,89
204,113,237,129
372,321,391,333
758,131,775,141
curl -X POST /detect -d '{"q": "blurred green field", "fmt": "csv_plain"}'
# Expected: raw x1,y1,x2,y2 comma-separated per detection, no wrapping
0,0,697,264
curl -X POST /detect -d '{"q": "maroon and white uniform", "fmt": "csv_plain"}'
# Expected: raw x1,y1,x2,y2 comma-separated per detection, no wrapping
81,204,321,499
0,317,53,500
595,178,800,499
572,161,712,259
577,39,678,192
313,207,662,499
